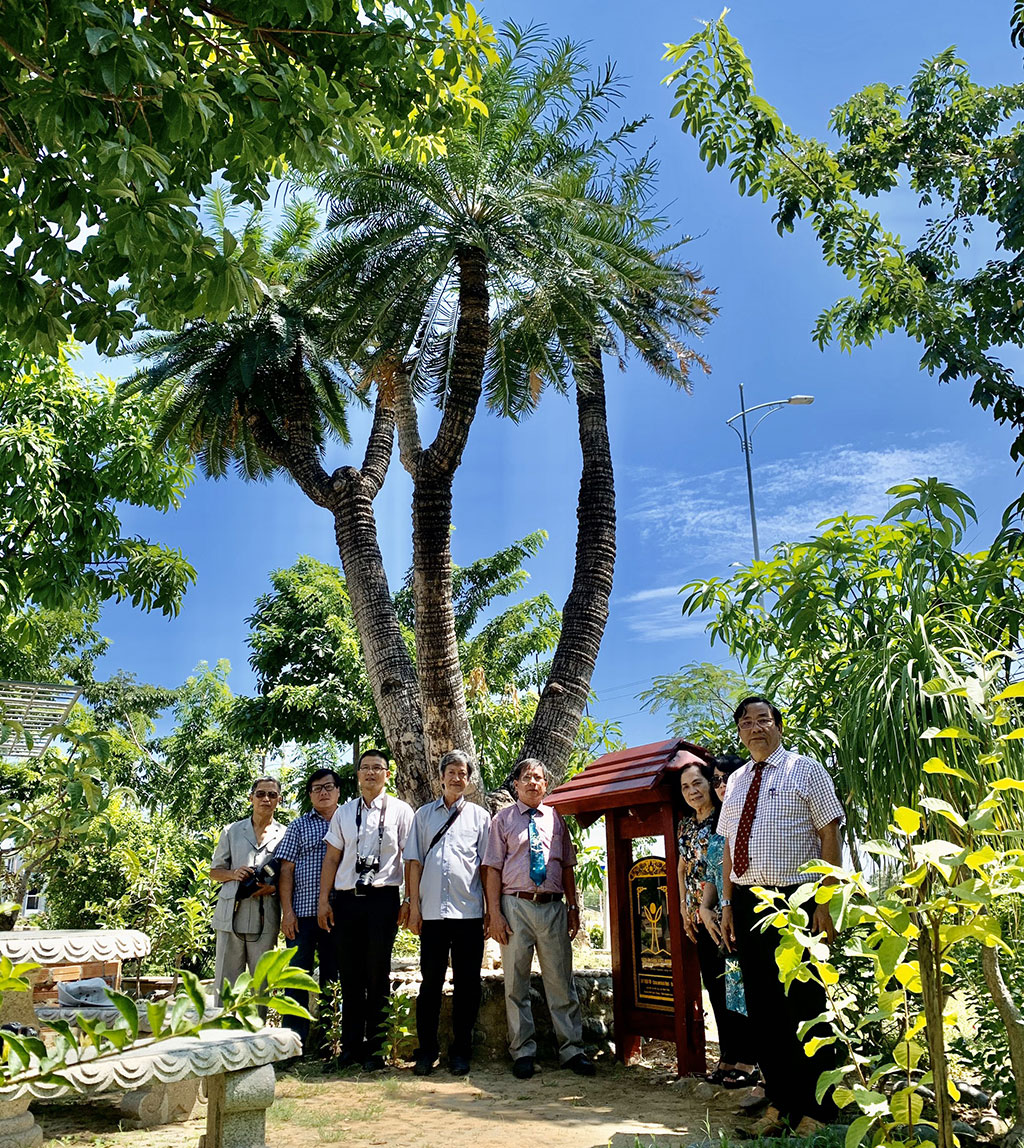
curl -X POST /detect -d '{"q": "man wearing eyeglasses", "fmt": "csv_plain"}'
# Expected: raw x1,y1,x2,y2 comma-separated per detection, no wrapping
318,749,414,1071
718,696,844,1139
276,768,344,1054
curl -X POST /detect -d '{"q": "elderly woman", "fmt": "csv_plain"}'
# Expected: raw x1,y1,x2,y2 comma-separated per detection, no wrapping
676,754,757,1088
210,776,286,1004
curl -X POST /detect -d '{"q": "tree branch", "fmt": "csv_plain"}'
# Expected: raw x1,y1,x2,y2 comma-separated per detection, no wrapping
391,359,423,476
360,385,396,498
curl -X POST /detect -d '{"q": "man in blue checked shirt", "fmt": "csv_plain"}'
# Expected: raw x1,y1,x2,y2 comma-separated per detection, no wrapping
276,767,343,1052
405,749,490,1077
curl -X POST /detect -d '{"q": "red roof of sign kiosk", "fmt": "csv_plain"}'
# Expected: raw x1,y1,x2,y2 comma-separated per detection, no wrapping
545,739,713,829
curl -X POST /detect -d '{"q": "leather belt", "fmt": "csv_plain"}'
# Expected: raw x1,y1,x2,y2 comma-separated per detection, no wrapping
510,891,562,903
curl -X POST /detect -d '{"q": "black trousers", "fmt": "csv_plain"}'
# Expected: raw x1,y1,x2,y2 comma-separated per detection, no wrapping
732,884,839,1124
283,915,341,1047
695,924,755,1067
331,886,400,1059
416,917,485,1062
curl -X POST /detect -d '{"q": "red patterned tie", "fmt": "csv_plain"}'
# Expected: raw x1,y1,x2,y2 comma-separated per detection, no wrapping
732,763,765,878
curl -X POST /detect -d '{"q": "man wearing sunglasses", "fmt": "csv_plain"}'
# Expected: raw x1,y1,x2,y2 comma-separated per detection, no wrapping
276,768,344,1055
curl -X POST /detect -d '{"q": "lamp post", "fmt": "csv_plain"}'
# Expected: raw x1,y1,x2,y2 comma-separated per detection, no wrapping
725,384,814,561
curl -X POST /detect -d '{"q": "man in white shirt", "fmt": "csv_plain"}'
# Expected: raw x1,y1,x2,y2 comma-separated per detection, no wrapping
718,696,844,1137
405,749,490,1077
318,749,414,1071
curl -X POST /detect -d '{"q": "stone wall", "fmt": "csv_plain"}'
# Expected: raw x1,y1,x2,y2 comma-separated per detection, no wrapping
390,963,615,1062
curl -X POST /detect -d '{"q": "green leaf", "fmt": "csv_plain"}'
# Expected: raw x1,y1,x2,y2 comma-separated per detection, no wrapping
845,1113,875,1148
922,757,974,782
105,989,140,1040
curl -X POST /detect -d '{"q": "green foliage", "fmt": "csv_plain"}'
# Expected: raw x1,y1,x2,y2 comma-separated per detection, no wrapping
0,342,196,624
0,729,128,904
0,949,317,1088
235,536,561,767
761,666,1024,1148
664,18,1024,460
0,0,497,354
156,661,272,827
373,990,417,1064
0,606,108,685
681,478,1024,841
392,928,421,959
43,804,218,977
232,556,387,750
307,25,714,419
638,661,754,754
589,923,605,949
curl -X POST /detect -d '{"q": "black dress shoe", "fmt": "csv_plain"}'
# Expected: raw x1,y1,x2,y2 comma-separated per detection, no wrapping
565,1053,596,1076
413,1058,435,1076
334,1052,361,1070
449,1056,471,1076
362,1056,386,1072
512,1056,535,1079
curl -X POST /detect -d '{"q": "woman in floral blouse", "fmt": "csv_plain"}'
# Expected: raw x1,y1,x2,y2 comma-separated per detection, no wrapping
676,757,757,1086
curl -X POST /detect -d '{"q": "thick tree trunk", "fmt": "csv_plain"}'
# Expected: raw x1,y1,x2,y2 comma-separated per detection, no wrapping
518,347,615,782
330,465,432,804
411,246,488,773
981,945,1024,1148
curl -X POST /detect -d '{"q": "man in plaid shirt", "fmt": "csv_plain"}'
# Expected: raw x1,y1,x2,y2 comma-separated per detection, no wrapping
276,767,343,1052
718,696,844,1139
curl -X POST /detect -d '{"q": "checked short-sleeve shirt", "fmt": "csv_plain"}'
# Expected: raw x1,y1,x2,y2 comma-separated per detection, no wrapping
275,809,334,918
717,746,844,887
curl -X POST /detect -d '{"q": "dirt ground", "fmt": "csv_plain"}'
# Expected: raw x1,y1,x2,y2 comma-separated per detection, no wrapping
33,1045,755,1148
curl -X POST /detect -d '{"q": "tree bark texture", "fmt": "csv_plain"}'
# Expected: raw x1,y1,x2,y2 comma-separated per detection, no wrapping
981,945,1024,1148
330,466,432,805
517,348,615,782
918,919,955,1148
410,246,488,779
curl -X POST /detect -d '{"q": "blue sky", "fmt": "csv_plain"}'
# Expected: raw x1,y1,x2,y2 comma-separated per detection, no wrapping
86,0,1024,750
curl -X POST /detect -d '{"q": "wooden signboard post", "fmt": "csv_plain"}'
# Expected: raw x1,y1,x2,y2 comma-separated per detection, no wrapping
546,739,712,1075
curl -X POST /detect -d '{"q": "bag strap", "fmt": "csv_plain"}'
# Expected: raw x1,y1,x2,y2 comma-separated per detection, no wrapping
426,801,464,855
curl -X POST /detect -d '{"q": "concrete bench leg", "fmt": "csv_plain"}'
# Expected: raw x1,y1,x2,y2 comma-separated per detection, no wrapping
0,1094,42,1148
201,1065,276,1148
120,1077,204,1128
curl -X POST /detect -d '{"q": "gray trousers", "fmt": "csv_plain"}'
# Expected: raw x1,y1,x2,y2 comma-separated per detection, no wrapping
500,895,583,1063
213,926,278,1006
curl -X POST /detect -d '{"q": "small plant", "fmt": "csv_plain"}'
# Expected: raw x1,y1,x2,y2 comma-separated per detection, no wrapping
373,990,416,1065
312,982,344,1060
392,928,420,958
589,924,605,949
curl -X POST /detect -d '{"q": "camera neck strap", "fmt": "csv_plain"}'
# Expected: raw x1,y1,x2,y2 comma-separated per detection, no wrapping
427,799,464,855
355,793,387,865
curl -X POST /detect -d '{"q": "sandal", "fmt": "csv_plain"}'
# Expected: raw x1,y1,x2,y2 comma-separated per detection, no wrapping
722,1068,760,1089
706,1064,730,1084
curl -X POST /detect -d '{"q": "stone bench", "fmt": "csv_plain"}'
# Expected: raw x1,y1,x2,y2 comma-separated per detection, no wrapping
0,1026,300,1148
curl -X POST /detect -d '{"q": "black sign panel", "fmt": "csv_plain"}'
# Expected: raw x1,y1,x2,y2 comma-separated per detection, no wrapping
628,856,673,1013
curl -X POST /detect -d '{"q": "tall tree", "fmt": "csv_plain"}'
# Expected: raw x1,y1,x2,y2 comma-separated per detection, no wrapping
0,340,196,648
0,0,495,354
126,30,714,802
664,14,1024,461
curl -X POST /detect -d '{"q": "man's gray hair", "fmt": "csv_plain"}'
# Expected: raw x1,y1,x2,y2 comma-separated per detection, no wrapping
438,748,474,779
511,757,550,785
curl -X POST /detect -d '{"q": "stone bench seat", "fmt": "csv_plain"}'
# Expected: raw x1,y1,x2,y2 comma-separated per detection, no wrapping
0,1026,300,1148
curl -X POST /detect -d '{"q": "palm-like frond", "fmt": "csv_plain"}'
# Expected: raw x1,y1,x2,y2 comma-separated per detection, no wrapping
123,202,354,481
303,24,715,416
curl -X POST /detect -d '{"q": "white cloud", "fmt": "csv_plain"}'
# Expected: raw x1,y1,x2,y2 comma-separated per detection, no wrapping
628,439,986,564
621,437,990,642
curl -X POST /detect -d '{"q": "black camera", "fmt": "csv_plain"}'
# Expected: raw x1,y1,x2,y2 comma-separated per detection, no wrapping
354,856,379,896
235,857,281,902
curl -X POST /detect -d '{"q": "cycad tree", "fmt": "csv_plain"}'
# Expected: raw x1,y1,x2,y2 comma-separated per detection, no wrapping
126,29,714,803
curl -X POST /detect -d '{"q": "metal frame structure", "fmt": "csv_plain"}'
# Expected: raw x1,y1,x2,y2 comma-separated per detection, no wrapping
0,680,82,761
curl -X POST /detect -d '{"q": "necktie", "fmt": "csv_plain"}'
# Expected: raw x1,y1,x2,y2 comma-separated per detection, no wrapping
731,763,765,878
527,809,547,886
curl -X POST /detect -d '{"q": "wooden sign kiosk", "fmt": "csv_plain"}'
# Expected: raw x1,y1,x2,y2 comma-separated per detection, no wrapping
546,739,712,1075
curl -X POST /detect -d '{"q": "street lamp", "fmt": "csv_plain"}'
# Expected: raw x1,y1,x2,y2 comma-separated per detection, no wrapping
725,383,814,561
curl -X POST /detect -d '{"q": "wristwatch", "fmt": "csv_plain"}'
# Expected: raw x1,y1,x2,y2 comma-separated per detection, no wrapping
719,898,732,907
566,903,579,911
